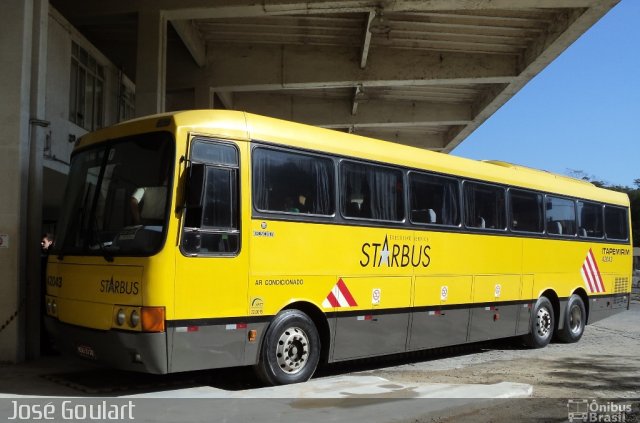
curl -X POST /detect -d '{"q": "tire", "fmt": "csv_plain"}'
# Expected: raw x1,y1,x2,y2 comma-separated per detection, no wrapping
254,309,321,386
556,294,586,343
522,296,555,348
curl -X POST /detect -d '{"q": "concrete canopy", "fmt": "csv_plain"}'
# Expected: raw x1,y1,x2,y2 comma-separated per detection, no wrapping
50,0,618,152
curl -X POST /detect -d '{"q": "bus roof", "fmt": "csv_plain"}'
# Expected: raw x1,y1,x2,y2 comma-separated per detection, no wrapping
78,109,629,207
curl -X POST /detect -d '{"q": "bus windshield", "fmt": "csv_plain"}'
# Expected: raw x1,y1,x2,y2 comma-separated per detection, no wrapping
54,132,174,258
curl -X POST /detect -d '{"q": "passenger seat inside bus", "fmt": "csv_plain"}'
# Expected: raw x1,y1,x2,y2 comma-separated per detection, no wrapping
346,201,361,217
411,209,437,224
548,221,563,235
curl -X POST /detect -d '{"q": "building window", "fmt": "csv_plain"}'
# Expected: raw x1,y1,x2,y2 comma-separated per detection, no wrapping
69,41,105,131
118,83,135,122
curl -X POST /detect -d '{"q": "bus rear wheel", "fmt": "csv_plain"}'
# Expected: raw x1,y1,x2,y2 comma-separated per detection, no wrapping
556,294,586,343
522,296,554,348
255,309,320,386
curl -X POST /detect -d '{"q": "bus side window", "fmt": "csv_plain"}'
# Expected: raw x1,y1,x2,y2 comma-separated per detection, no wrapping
509,189,543,233
545,196,576,236
409,172,460,226
340,161,404,222
252,147,335,216
604,206,628,240
464,182,506,230
577,201,603,238
183,140,240,255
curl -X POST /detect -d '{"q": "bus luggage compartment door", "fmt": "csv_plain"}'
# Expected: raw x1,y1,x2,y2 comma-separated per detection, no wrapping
468,275,522,342
331,276,411,361
409,275,472,350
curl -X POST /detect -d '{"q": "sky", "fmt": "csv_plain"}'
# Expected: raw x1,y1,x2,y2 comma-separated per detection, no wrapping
452,0,639,188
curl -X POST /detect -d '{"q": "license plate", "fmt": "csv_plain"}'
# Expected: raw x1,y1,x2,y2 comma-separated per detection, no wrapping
76,344,97,360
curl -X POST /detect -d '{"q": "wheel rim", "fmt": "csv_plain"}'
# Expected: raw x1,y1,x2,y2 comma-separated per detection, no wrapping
568,304,583,335
275,326,309,375
536,306,552,338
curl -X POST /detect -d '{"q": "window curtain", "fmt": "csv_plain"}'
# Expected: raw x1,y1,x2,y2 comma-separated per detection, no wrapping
464,185,477,227
360,166,400,221
253,150,272,210
310,158,333,214
441,183,459,225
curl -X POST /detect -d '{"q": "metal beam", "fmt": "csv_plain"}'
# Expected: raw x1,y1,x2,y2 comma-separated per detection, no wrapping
53,0,605,20
214,91,234,109
233,92,471,128
360,10,375,69
351,85,363,115
170,19,206,67
200,44,517,92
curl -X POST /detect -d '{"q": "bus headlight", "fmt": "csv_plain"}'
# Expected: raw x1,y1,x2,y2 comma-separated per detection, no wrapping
130,310,140,328
116,309,126,326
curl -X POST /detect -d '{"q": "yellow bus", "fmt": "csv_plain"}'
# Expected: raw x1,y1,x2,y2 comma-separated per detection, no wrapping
45,110,632,385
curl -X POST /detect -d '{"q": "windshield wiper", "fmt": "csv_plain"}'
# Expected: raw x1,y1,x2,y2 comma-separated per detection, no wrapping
91,215,114,263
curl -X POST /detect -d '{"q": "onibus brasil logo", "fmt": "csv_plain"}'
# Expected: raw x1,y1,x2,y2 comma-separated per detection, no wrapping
567,399,632,422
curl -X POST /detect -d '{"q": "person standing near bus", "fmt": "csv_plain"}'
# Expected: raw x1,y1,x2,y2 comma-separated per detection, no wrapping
130,186,167,225
40,233,56,354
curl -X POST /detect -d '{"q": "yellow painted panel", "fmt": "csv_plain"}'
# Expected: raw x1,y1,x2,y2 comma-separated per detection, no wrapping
414,232,522,277
414,276,472,306
521,275,534,301
57,298,114,330
340,277,412,310
473,275,521,303
49,262,143,306
248,275,333,316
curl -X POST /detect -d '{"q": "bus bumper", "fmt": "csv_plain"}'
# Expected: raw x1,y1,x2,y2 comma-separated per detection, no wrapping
44,316,168,374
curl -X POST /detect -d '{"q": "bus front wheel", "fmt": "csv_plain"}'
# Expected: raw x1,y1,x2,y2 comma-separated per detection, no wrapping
523,296,554,348
255,309,321,386
556,294,586,343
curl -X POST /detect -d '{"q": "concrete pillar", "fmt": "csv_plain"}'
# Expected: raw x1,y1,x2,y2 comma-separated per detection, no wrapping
0,0,36,363
25,0,49,359
135,10,167,117
194,86,214,109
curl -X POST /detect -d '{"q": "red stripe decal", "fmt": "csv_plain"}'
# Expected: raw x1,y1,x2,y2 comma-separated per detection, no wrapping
337,278,358,307
583,263,596,293
589,249,605,292
586,253,601,293
326,291,340,308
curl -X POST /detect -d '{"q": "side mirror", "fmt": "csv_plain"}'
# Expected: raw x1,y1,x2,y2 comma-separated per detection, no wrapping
185,163,205,208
